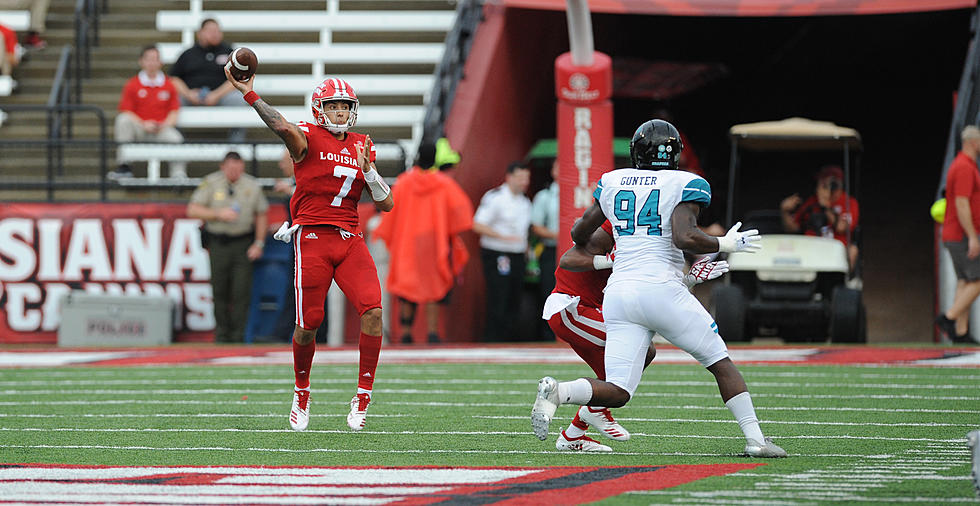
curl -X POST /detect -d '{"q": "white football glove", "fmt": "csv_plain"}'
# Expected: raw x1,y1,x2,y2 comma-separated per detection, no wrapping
273,221,300,243
683,256,730,288
716,221,762,253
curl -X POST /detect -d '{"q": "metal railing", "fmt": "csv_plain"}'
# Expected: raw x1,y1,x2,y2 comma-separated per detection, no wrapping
74,0,106,83
419,0,484,150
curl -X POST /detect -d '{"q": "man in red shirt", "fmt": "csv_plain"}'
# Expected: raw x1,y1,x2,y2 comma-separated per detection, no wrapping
937,126,980,343
780,165,860,275
113,45,185,178
225,67,394,432
541,222,728,451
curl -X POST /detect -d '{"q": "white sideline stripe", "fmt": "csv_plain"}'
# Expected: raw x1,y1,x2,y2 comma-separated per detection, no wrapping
3,376,976,390
0,482,447,496
471,415,975,427
0,444,872,458
0,428,965,443
15,367,980,381
2,399,976,414
0,413,415,419
0,467,533,482
0,494,391,505
2,388,978,401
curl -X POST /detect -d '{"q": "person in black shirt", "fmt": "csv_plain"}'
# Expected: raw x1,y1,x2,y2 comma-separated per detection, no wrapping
168,18,245,141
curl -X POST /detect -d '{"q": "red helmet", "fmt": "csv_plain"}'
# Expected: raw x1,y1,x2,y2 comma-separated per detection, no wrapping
311,77,358,133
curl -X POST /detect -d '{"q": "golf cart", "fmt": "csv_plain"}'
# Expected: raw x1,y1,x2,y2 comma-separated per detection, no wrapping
712,118,866,343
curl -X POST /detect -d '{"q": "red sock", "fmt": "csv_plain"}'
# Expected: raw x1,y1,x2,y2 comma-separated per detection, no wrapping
357,332,383,390
571,411,589,431
292,338,315,389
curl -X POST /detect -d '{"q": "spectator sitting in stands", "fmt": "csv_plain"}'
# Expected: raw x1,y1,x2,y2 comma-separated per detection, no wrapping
780,165,860,277
111,45,186,179
168,18,244,142
0,0,49,49
0,22,21,77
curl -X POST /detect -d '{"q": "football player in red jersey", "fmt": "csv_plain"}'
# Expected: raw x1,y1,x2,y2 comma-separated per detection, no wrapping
225,67,393,432
543,221,728,451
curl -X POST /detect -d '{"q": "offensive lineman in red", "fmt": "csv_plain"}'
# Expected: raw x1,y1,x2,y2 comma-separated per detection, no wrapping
225,67,393,432
544,221,728,451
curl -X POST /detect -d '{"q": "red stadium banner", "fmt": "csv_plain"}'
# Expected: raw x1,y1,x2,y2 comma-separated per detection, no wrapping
498,0,974,16
556,51,614,255
0,202,230,343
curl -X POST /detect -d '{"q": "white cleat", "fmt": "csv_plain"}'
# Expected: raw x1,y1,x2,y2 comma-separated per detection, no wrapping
531,376,560,441
556,430,612,452
347,393,371,431
578,406,630,441
968,430,980,495
744,437,787,458
289,388,310,431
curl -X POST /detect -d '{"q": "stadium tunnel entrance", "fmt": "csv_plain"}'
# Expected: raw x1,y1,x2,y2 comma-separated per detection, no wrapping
445,5,971,342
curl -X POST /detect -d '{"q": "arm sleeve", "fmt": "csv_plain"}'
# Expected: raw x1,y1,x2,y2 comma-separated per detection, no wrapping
189,181,211,206
681,177,711,206
169,50,189,81
256,188,269,212
118,79,136,113
948,164,972,200
473,192,496,226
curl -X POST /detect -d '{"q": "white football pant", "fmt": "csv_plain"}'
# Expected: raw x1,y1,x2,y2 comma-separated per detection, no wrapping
603,279,730,397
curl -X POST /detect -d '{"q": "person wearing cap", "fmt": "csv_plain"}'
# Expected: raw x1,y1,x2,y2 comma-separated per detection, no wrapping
936,125,980,343
780,165,860,275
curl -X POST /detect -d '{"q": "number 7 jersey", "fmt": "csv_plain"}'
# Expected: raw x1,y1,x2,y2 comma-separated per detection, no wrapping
594,168,711,286
290,121,377,233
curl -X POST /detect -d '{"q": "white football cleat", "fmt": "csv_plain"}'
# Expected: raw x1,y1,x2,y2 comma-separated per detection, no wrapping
289,388,310,431
744,437,787,458
556,430,612,452
531,376,560,440
578,406,630,441
347,393,371,431
968,430,980,495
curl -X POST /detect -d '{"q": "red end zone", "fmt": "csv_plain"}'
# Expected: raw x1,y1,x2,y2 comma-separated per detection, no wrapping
0,463,764,505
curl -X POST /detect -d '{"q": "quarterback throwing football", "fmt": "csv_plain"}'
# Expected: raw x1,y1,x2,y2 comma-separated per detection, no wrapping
225,66,393,433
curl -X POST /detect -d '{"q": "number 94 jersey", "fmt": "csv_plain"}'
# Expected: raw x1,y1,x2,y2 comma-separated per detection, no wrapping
290,121,377,233
593,168,711,286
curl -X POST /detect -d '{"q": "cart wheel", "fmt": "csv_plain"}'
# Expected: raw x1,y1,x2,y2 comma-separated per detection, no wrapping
830,286,866,343
712,284,747,342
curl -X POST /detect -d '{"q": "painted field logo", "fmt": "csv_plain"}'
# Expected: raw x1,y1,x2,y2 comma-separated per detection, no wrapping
0,464,762,504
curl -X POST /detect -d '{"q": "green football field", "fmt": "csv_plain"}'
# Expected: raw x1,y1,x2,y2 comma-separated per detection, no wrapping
0,360,977,504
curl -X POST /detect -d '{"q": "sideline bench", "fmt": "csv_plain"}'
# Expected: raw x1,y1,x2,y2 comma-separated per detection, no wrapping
176,104,423,130
250,74,433,97
157,42,444,67
0,11,30,31
157,10,456,47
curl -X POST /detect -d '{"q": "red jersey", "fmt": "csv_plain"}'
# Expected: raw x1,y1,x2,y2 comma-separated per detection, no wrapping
0,24,15,58
552,221,614,308
118,73,180,122
943,151,980,242
290,121,377,233
793,193,859,246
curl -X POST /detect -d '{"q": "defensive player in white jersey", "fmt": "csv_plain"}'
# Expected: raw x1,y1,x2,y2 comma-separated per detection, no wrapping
530,119,787,458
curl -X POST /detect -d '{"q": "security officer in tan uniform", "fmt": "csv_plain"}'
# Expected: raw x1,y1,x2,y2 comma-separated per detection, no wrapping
187,151,269,342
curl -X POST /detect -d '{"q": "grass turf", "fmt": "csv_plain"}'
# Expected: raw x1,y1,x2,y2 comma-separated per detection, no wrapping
0,361,976,503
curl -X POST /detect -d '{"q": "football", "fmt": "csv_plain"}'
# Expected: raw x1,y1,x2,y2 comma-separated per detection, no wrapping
226,47,257,82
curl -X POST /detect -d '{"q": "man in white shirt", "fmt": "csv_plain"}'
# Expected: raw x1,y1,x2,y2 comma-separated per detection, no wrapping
473,161,532,340
531,159,560,338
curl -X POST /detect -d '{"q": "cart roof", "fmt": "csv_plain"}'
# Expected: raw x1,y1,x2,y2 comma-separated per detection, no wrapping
729,117,862,151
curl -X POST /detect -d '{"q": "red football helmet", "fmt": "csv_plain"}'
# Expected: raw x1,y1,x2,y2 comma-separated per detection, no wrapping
311,77,359,133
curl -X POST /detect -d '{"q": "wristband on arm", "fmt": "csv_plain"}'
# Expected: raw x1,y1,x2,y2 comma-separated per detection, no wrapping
593,254,613,270
243,91,260,106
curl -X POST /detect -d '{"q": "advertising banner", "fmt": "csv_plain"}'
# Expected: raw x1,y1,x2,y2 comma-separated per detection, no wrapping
0,203,228,343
